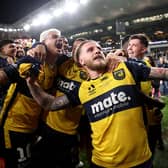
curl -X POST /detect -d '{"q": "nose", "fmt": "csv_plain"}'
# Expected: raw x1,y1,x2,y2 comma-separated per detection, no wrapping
127,44,132,50
95,48,101,54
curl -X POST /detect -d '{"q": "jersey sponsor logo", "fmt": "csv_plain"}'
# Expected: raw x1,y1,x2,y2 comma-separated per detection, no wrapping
84,86,141,122
57,80,76,91
56,76,81,95
113,69,125,80
91,91,130,114
88,84,96,95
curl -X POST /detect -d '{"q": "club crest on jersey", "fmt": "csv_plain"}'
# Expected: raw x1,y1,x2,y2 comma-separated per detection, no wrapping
80,70,89,80
113,69,125,80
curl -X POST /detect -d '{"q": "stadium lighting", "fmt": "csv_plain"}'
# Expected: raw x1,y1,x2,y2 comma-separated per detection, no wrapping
53,8,64,17
31,18,40,26
8,28,13,32
80,0,89,5
64,2,79,14
31,13,52,26
19,0,90,30
23,24,30,31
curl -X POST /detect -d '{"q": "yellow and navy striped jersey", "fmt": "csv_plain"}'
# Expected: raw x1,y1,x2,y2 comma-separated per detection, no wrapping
140,59,152,96
68,61,151,167
0,61,57,136
43,58,87,135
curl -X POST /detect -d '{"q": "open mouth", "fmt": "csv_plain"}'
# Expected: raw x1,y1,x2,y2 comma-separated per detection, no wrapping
94,55,104,60
55,42,62,49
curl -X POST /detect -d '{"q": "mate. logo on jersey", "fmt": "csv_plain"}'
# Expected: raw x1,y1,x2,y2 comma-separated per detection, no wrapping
113,69,125,80
91,90,131,114
84,85,141,122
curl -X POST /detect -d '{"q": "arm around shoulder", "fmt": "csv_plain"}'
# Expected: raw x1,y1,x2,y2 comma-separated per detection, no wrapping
149,67,168,80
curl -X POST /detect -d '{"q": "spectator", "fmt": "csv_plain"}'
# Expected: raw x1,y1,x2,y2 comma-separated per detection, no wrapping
15,41,25,60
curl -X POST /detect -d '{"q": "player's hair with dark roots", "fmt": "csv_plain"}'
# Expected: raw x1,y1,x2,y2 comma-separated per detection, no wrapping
74,40,95,64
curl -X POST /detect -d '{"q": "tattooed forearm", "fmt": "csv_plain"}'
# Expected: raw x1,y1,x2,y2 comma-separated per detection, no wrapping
50,95,70,111
27,79,70,111
149,67,168,80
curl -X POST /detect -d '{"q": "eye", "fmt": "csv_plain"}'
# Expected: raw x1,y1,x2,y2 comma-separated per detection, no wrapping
87,47,94,52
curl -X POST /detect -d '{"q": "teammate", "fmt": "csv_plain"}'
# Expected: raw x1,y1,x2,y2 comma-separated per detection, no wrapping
0,28,61,168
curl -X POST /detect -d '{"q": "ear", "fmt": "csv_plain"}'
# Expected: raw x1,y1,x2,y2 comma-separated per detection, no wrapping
141,47,147,54
79,58,85,66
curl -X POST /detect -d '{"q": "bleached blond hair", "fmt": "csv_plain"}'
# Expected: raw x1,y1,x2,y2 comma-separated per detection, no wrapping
40,28,61,42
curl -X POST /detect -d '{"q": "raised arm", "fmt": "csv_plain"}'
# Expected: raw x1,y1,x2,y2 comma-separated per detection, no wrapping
26,78,70,111
149,67,168,80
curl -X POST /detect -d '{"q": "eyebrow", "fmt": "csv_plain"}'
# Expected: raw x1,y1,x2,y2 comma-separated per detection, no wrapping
97,46,102,50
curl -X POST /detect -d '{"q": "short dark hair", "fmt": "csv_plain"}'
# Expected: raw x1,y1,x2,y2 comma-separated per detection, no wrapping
129,34,149,47
122,35,130,46
73,38,87,43
0,39,14,49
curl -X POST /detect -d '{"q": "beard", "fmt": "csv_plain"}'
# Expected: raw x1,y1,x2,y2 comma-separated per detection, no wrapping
86,59,107,71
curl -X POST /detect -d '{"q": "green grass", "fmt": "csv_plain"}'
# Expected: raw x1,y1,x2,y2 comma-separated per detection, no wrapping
160,96,168,129
153,96,168,168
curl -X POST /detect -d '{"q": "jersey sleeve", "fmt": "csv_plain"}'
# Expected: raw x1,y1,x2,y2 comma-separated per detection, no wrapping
55,76,81,106
125,61,151,83
66,88,81,106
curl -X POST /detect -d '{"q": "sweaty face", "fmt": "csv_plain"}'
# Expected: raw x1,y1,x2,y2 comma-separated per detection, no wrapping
16,44,25,57
79,41,107,71
44,32,61,56
1,43,17,57
127,39,147,59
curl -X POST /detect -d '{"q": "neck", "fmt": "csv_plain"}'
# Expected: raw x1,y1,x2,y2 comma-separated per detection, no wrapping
131,54,144,60
87,69,104,79
45,53,58,65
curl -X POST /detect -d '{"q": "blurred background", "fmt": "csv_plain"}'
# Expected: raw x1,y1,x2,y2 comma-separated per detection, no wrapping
0,0,168,55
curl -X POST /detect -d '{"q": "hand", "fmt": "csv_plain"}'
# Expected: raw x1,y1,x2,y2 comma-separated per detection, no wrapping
106,54,123,72
19,63,41,79
26,75,38,86
111,49,128,58
16,56,42,79
27,44,47,63
3,56,41,82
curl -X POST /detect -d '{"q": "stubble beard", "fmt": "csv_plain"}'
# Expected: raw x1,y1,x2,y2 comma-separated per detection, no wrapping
87,60,107,71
